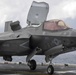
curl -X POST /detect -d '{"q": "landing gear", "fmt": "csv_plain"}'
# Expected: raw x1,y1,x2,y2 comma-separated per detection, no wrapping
3,56,12,61
28,59,37,70
47,65,54,75
45,55,54,74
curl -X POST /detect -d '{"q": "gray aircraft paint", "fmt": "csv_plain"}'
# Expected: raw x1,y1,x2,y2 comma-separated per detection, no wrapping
0,1,76,65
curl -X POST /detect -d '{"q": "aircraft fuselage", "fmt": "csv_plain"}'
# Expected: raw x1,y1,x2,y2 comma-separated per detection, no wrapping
0,26,76,57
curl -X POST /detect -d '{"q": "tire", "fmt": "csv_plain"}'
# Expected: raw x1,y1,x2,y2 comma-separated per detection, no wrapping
3,56,12,61
47,65,54,75
29,60,37,70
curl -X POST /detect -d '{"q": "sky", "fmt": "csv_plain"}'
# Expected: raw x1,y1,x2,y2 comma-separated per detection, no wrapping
0,0,76,63
0,0,76,32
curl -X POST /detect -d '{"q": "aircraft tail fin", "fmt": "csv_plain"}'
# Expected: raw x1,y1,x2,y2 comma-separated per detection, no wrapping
4,21,21,32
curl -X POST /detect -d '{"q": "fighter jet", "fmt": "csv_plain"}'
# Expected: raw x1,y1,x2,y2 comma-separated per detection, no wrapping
0,1,76,74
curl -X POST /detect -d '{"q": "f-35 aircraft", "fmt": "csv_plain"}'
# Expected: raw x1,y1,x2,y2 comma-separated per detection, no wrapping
0,1,76,74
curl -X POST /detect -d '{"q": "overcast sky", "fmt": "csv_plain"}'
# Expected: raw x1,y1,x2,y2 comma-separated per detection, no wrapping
0,0,76,63
0,0,76,32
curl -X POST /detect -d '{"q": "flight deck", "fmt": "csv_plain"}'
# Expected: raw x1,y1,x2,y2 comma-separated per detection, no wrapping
0,62,76,75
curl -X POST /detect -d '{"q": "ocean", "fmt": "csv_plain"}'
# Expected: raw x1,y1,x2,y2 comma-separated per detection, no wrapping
0,51,76,64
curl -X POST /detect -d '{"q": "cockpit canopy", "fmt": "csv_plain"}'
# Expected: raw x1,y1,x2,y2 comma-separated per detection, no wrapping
43,19,70,31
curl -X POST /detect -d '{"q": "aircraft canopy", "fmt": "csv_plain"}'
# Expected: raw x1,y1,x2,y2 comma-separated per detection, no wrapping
43,20,70,31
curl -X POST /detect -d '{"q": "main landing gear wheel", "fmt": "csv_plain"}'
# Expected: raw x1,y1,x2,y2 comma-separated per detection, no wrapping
3,56,12,62
28,60,37,70
47,65,54,75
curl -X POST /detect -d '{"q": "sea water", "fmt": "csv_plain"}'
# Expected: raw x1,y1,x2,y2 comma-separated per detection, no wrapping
0,51,76,64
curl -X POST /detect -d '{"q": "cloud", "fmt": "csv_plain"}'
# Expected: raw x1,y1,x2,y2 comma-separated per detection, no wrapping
0,0,33,32
47,0,76,19
63,1,76,19
0,0,76,32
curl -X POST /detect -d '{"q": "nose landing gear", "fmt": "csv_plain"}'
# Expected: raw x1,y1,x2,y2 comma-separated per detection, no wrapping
47,65,54,75
28,59,37,70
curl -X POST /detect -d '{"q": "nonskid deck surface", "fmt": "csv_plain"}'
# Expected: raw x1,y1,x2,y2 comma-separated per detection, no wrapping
0,62,76,75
